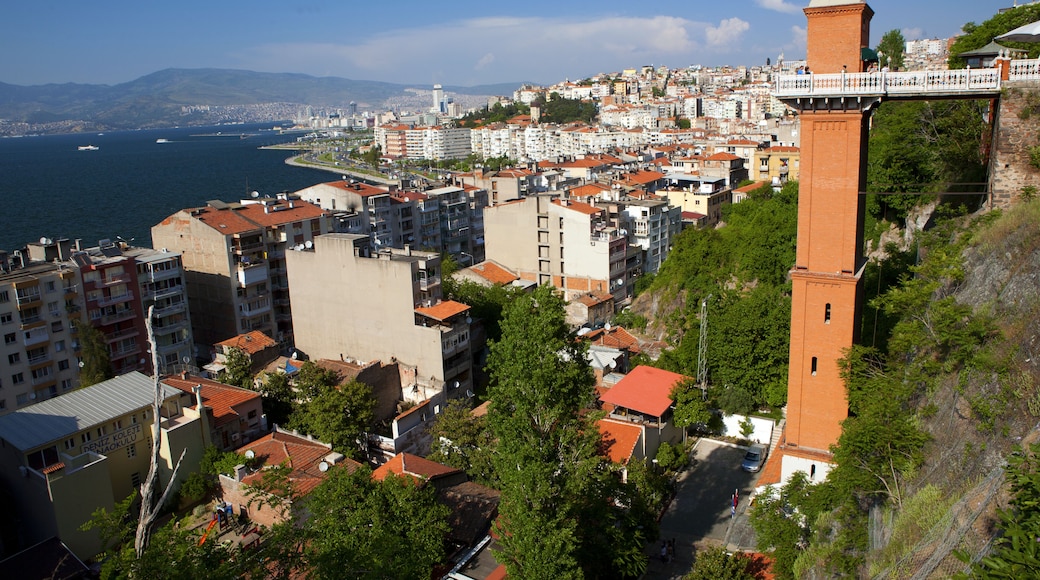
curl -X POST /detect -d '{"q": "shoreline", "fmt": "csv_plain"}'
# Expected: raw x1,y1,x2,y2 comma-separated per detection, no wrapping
283,155,399,186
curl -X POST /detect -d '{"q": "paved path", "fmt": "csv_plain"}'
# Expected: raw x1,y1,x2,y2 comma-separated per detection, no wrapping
643,439,763,579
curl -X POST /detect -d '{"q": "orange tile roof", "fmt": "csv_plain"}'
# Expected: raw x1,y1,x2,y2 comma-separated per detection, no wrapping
597,418,642,464
162,374,262,429
575,291,612,307
238,200,326,228
765,146,799,153
415,299,471,321
217,330,278,355
372,452,462,482
706,152,741,161
734,181,765,194
621,170,666,185
470,262,519,285
193,207,263,236
42,462,66,475
552,199,602,216
586,326,641,353
599,366,688,417
238,431,361,497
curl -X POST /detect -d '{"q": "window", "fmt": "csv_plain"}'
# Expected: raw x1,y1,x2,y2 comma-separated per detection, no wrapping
46,281,56,293
16,393,28,406
11,373,24,385
3,333,14,345
114,419,123,430
0,291,8,303
81,431,92,443
0,313,12,325
127,443,137,459
55,340,65,352
64,438,76,450
61,379,74,390
131,472,141,488
811,357,818,376
824,303,831,324
58,359,70,371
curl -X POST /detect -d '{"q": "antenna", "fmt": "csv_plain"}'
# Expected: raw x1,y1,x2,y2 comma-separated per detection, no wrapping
697,294,712,397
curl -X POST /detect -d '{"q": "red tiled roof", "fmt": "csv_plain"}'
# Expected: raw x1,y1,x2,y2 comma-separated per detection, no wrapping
599,365,688,417
621,170,666,185
597,418,642,464
42,462,66,475
568,183,611,197
575,291,613,307
238,431,361,497
238,200,326,228
706,152,741,161
470,262,519,285
734,181,765,194
163,374,262,429
217,330,277,355
416,300,471,321
372,452,463,482
193,207,263,236
325,180,390,197
585,326,641,353
552,199,602,216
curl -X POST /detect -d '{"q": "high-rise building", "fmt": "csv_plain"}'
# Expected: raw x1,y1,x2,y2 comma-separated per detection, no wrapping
152,198,333,347
432,84,444,114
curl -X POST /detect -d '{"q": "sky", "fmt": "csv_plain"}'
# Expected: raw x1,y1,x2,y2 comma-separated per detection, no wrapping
1,0,1014,88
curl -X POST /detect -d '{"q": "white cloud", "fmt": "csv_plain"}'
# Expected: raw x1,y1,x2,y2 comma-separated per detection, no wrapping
902,27,924,41
705,18,751,49
234,15,751,85
755,0,801,15
475,53,495,70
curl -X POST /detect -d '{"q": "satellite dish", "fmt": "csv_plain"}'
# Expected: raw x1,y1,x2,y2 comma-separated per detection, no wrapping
251,191,260,198
244,450,255,459
291,351,299,360
465,316,473,325
318,461,330,472
453,381,460,390
604,322,612,331
304,240,313,249
182,356,191,364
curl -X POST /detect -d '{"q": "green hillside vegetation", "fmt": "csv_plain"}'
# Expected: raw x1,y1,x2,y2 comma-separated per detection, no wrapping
948,3,1040,68
750,197,1040,579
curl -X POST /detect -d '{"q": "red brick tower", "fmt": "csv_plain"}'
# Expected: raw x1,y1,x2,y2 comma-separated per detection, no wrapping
782,1,873,479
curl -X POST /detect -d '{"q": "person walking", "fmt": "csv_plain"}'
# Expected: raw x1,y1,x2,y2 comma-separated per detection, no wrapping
732,491,739,517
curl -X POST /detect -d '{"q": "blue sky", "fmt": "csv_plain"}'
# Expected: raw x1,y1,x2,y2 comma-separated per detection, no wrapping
2,1,1011,87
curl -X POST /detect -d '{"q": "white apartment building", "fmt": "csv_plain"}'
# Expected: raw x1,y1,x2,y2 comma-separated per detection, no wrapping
125,248,195,371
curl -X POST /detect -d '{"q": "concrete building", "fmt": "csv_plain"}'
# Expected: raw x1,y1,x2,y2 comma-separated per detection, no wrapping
124,247,195,372
0,372,208,560
286,234,474,402
753,145,800,187
0,258,82,414
483,196,629,301
152,198,333,347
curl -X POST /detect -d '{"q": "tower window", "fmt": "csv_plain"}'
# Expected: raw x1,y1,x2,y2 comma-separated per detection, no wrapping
811,357,818,376
824,303,831,324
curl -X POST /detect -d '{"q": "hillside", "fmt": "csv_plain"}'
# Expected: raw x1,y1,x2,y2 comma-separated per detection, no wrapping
0,68,524,133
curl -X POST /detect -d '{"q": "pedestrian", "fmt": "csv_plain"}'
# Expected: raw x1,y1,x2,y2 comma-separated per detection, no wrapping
661,541,669,563
732,491,738,517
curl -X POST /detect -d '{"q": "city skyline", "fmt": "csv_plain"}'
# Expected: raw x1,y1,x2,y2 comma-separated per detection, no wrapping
3,0,1009,88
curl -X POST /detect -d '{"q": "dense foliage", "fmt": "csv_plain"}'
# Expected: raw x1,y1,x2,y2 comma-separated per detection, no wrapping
949,4,1040,67
650,181,797,413
75,318,113,387
457,101,531,127
876,29,906,70
535,92,599,124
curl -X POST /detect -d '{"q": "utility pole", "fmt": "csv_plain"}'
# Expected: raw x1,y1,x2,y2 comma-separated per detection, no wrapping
696,294,711,398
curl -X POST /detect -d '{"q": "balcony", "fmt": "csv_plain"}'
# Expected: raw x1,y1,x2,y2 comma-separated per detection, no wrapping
417,273,441,291
97,291,134,308
100,272,132,287
110,343,142,358
100,310,135,325
153,301,186,318
105,327,141,343
147,284,184,301
239,300,272,317
19,314,44,329
146,267,179,283
23,328,50,347
236,261,269,287
232,239,265,254
16,290,42,307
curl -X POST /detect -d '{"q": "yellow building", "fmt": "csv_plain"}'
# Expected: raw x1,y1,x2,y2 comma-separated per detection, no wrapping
752,145,800,187
0,372,208,560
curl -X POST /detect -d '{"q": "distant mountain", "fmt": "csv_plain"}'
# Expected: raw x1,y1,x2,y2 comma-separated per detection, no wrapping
0,69,527,134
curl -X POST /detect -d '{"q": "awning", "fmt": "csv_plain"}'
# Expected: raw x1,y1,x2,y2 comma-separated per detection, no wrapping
861,47,879,61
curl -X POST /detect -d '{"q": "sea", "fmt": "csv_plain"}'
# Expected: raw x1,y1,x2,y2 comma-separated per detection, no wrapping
0,123,336,253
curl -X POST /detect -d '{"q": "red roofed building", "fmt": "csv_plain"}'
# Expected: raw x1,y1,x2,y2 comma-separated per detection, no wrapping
214,330,281,374
372,452,465,484
598,366,688,452
152,198,334,346
218,427,362,527
454,260,520,288
163,373,265,450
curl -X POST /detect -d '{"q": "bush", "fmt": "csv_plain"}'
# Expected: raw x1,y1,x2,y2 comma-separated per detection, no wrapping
655,441,687,472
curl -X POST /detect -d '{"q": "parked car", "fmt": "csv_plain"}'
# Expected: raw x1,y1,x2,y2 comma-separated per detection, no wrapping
741,443,767,472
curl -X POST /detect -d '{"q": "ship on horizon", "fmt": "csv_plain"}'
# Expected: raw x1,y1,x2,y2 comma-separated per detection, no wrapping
77,145,99,151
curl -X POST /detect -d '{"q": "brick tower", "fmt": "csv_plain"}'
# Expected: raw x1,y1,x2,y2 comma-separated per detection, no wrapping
781,0,874,482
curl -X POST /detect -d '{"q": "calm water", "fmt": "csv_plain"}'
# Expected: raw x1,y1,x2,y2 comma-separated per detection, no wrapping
0,123,333,252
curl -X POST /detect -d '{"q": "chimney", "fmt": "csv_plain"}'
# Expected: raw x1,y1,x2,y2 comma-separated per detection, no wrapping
234,463,248,482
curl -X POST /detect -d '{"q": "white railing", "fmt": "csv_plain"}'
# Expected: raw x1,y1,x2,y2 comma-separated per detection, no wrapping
1010,58,1040,80
774,67,1003,97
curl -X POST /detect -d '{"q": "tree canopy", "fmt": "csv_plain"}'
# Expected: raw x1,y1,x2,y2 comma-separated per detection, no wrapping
949,4,1040,67
876,29,906,70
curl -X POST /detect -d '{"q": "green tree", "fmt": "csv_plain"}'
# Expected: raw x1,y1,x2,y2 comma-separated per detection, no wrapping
302,466,450,580
876,29,906,70
293,360,340,399
222,346,253,390
686,546,756,580
671,378,712,435
259,371,296,427
948,4,1040,68
427,398,498,487
443,277,523,343
291,380,376,459
486,285,606,578
749,472,820,579
75,318,113,387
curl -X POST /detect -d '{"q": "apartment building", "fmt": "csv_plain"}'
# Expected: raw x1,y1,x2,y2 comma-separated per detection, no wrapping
483,196,629,301
752,145,800,187
0,372,207,560
286,234,474,401
124,247,195,372
152,198,333,347
661,174,732,227
0,259,81,414
616,199,682,274
374,124,472,161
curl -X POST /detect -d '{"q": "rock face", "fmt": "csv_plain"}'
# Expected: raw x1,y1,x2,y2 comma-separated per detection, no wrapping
990,84,1040,208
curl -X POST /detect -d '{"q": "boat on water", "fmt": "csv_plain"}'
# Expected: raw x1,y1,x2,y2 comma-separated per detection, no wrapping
156,138,170,144
77,145,99,151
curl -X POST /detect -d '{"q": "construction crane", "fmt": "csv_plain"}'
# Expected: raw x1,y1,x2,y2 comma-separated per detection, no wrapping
696,294,711,398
